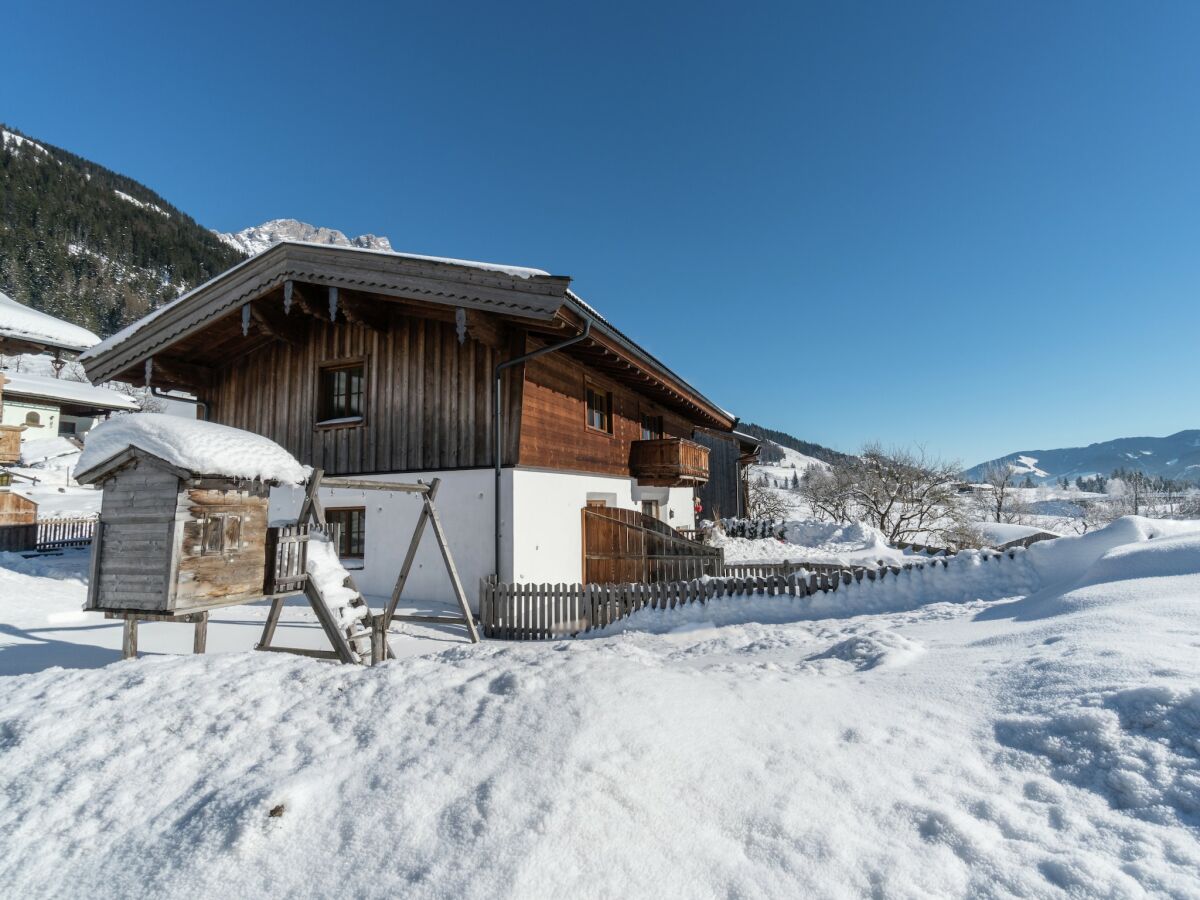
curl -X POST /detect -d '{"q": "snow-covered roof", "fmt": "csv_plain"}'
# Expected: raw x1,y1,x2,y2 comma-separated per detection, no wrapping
974,522,1060,545
80,241,738,429
81,242,552,364
1,372,139,411
0,291,100,353
76,414,309,484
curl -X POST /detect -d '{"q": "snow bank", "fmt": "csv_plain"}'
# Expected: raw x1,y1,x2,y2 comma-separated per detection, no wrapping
711,517,907,566
1024,515,1200,589
76,414,308,484
3,518,1200,895
0,290,99,352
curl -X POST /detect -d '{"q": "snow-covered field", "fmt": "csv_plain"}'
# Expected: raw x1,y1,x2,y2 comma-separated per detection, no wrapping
2,518,1199,898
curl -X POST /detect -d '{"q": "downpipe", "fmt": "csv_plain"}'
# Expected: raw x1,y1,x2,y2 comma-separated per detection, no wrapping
494,320,592,581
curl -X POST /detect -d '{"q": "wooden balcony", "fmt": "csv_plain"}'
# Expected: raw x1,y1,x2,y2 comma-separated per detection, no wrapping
0,426,23,467
630,437,709,487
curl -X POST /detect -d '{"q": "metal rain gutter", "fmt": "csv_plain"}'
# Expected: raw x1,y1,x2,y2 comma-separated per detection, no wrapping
492,320,592,580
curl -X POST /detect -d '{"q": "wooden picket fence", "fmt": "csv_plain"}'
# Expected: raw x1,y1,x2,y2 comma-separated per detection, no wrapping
37,517,96,551
721,560,869,579
478,555,978,641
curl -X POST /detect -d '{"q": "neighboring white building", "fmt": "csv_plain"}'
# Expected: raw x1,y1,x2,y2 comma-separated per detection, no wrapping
0,290,105,466
0,371,138,437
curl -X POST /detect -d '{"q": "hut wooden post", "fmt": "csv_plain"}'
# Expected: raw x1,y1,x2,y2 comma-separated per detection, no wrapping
122,619,138,660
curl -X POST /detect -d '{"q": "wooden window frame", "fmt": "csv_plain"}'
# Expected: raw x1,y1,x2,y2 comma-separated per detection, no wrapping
201,513,242,556
326,507,366,559
584,380,614,436
639,410,664,441
316,357,367,429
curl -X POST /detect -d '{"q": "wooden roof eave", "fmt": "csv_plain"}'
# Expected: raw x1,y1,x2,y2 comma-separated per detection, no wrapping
81,242,572,386
541,307,736,431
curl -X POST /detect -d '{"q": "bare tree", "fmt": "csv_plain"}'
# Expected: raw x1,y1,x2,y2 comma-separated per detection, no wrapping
800,443,968,544
743,467,792,520
980,462,1014,523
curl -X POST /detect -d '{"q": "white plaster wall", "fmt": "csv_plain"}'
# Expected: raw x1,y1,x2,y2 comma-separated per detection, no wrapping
510,469,697,584
1,399,57,433
269,468,513,611
267,466,698,602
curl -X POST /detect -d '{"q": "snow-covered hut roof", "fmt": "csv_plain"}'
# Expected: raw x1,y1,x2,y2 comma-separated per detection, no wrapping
76,414,309,485
0,372,139,412
0,291,100,354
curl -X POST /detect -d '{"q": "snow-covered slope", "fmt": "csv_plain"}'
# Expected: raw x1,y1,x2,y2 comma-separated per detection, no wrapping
3,517,1200,896
965,430,1200,484
218,219,393,256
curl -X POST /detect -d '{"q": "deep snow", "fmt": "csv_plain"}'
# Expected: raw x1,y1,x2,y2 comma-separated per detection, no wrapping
1,518,1199,898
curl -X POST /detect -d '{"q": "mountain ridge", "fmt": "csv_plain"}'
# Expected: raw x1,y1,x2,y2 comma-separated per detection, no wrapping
217,219,392,256
0,123,245,337
964,430,1200,484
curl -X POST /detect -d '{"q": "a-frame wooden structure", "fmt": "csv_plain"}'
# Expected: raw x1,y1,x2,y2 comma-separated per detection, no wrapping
256,469,479,664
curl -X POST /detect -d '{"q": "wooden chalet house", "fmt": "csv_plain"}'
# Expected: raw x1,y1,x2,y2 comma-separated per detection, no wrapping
80,243,740,606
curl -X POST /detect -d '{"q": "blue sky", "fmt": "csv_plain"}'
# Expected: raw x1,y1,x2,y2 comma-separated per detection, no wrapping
4,1,1199,465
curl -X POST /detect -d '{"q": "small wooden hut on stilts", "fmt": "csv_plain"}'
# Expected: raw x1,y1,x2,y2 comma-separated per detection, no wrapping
76,414,477,663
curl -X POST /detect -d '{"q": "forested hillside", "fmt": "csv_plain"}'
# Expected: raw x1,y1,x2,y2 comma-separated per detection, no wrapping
0,124,244,337
737,422,850,465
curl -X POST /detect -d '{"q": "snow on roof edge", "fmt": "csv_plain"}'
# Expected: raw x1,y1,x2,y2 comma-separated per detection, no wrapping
0,291,100,353
76,414,309,485
82,241,560,363
1,371,139,410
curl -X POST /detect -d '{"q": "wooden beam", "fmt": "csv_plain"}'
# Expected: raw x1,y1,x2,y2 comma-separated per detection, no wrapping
290,284,328,322
339,292,389,332
150,356,214,391
250,302,306,347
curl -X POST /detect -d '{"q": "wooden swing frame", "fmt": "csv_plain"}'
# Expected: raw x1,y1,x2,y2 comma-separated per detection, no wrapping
256,468,479,664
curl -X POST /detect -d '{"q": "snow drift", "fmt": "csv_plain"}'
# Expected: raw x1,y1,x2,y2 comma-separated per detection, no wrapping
2,516,1200,897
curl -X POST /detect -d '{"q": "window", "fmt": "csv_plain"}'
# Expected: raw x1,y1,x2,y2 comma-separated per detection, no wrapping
585,383,612,433
201,514,242,555
24,411,41,426
318,360,365,423
58,420,77,436
641,499,660,520
640,413,664,441
326,507,366,559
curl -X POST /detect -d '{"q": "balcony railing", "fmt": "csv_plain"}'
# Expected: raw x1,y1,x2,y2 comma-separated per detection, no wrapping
630,437,709,486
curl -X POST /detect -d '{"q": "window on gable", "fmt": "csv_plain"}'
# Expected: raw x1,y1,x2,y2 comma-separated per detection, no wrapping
326,507,366,559
24,411,41,426
318,360,365,424
640,413,664,441
585,383,613,434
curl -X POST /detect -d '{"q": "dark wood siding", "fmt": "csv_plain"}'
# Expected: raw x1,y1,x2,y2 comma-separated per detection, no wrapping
694,431,743,519
518,350,692,477
207,307,522,475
